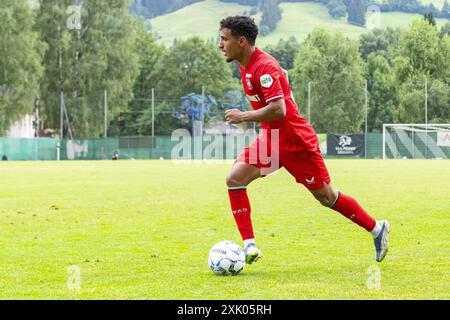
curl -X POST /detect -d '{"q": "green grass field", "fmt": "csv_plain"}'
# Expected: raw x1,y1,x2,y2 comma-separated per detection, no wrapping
150,0,450,47
0,159,449,299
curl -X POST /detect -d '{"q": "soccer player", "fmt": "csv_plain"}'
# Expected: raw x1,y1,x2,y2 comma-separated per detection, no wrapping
218,16,390,264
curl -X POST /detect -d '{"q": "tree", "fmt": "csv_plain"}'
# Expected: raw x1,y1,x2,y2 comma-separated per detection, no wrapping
130,0,203,19
365,53,397,132
423,10,436,26
376,0,425,14
110,22,165,136
394,18,444,82
152,37,239,135
440,22,450,37
359,28,401,62
259,0,282,35
292,29,365,133
443,0,450,19
0,0,45,134
392,74,427,124
428,79,450,123
392,18,450,124
327,0,347,18
347,0,366,27
263,37,300,70
36,0,140,138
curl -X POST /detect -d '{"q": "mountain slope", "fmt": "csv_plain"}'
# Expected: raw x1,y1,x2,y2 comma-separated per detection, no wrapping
150,0,450,47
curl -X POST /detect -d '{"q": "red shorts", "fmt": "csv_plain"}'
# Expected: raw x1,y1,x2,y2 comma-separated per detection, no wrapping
236,137,331,190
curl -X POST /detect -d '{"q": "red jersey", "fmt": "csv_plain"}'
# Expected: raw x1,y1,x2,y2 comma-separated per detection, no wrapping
240,48,319,153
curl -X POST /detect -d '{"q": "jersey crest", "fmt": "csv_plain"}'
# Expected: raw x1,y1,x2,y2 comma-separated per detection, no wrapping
246,78,253,90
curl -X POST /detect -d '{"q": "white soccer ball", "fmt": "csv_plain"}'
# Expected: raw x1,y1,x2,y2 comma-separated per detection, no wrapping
208,240,245,276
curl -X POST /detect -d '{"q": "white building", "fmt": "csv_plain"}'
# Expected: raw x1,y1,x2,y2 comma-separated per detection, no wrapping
6,114,36,138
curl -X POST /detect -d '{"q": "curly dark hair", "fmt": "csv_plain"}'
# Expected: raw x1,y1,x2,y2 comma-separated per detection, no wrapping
220,16,259,45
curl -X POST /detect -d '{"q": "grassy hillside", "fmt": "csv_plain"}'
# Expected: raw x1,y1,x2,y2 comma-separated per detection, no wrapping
257,2,365,46
379,11,448,29
150,0,257,47
151,0,450,47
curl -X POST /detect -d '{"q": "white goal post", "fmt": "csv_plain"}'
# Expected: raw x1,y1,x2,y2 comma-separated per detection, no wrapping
383,124,450,159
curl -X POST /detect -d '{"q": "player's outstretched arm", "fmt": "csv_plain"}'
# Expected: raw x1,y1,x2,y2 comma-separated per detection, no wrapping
225,99,286,124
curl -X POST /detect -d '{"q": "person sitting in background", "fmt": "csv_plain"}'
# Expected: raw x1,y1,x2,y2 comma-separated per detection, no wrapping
112,150,120,160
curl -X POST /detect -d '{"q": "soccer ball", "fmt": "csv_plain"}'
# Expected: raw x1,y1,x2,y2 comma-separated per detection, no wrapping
208,241,245,276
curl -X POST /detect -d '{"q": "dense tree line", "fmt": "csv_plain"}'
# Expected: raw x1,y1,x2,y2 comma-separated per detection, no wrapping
0,1,449,137
292,29,366,132
259,0,283,35
129,0,202,19
35,0,140,138
375,0,450,19
0,0,45,133
347,0,366,26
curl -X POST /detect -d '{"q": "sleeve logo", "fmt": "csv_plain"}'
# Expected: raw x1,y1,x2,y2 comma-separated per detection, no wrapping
260,74,274,88
246,79,253,90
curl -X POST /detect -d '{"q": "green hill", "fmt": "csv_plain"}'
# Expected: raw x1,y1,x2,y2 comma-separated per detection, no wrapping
256,2,365,47
150,0,449,47
150,0,256,47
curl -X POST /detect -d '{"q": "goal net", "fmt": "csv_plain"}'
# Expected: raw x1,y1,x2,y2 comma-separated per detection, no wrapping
383,124,450,159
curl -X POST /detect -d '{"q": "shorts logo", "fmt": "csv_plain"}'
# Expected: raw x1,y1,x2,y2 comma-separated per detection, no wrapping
246,79,253,90
306,177,315,185
260,74,274,88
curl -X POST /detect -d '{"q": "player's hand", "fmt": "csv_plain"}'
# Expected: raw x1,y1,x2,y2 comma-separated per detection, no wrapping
225,109,244,124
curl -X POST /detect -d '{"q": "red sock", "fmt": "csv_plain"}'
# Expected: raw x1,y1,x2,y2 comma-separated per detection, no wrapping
331,192,376,232
228,188,254,241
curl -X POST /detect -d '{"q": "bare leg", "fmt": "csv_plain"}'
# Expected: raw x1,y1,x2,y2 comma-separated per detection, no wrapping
308,181,338,207
226,162,262,188
309,181,377,232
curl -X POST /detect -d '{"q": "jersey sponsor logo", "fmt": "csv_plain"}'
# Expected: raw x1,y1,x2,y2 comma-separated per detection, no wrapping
246,79,253,90
260,74,274,88
245,73,252,78
246,94,261,102
306,177,315,185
